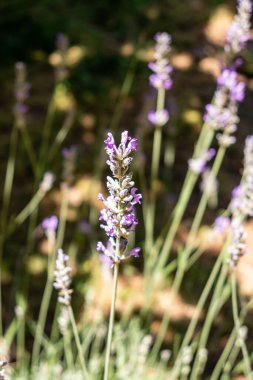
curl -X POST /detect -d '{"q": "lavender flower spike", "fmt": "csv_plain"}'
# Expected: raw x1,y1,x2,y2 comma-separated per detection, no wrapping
53,249,73,305
97,131,142,266
149,32,173,90
225,0,252,54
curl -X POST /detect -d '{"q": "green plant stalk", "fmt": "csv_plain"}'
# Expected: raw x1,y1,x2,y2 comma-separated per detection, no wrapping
210,328,236,380
20,127,38,174
181,146,226,263
103,261,119,380
68,306,90,379
0,125,19,336
31,231,57,368
145,87,165,255
109,54,137,134
231,273,253,379
212,286,253,379
48,109,76,162
150,264,184,361
32,186,69,367
16,314,26,370
190,264,228,379
170,251,224,379
144,136,224,314
63,330,74,370
155,127,214,272
223,341,240,378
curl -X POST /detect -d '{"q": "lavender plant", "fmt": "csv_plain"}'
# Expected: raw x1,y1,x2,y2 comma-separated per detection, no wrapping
97,131,141,380
2,1,253,379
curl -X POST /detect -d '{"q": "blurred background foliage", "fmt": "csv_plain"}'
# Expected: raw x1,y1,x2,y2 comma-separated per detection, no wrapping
1,0,253,344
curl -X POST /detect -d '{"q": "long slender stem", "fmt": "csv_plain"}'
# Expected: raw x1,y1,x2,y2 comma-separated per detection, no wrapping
190,264,228,379
20,127,38,174
145,88,165,254
68,306,89,379
32,186,69,366
155,127,214,271
231,273,253,379
103,262,119,380
0,125,19,336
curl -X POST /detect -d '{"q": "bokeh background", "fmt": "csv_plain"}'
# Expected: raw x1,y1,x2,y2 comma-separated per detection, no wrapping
1,0,253,372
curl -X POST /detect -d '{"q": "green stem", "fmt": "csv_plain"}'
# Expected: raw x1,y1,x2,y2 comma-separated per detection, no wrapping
68,306,90,379
170,252,224,379
231,273,252,379
145,88,165,254
155,127,214,272
20,127,38,174
210,328,236,380
190,264,228,379
103,262,119,380
0,125,19,336
182,147,226,262
31,232,57,368
63,330,74,370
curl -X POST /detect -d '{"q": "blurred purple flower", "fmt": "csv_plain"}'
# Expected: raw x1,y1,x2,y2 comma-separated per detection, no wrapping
148,109,169,126
42,215,58,232
188,148,216,174
79,220,91,235
225,0,252,54
148,32,173,91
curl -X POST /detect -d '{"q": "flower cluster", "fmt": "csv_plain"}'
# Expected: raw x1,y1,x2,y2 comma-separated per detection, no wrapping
230,135,253,217
62,145,77,186
204,68,245,147
188,148,215,174
42,215,58,242
227,218,247,267
223,135,253,267
14,62,30,129
225,0,252,54
148,32,173,127
53,249,72,305
97,131,142,267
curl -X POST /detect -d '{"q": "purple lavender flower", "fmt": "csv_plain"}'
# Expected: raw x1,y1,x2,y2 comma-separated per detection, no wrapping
97,131,142,266
79,220,91,235
42,215,58,232
230,135,253,217
148,109,169,126
148,32,173,127
227,218,247,267
225,0,252,54
188,148,216,174
53,249,73,305
213,215,230,235
204,68,245,147
14,62,30,129
149,32,173,91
